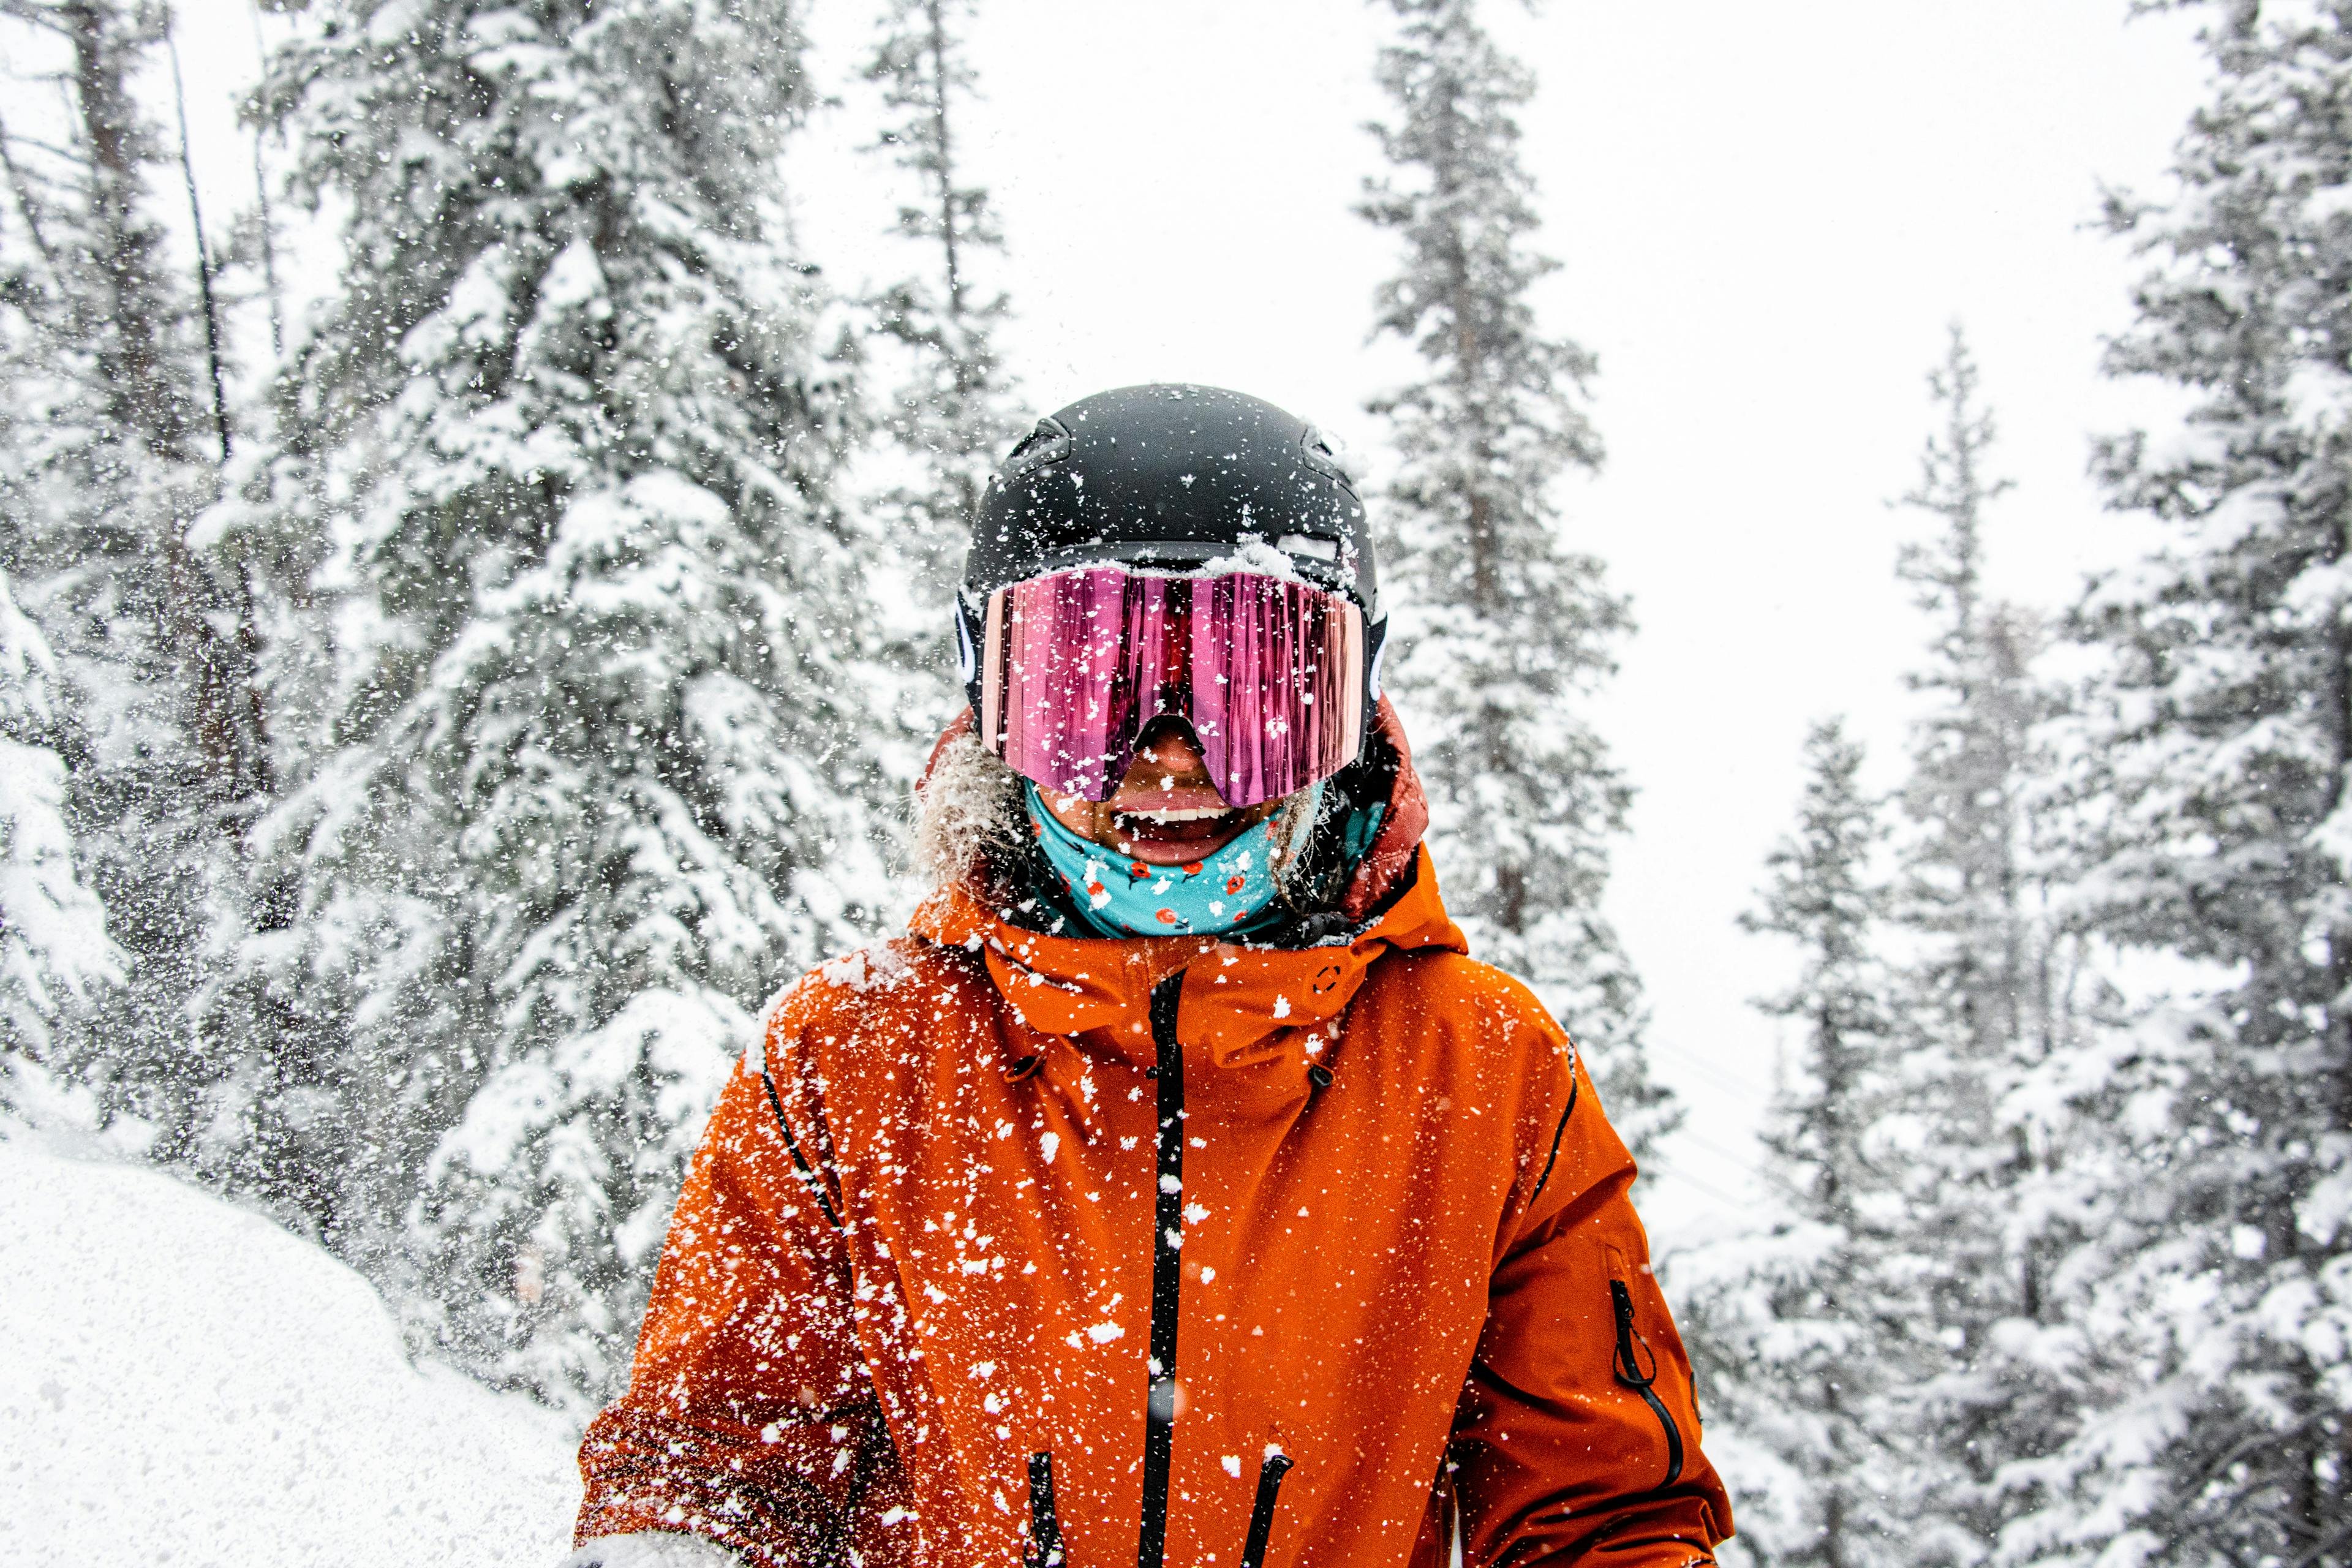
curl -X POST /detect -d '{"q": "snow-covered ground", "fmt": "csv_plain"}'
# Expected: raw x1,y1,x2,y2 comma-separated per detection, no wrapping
0,1126,579,1567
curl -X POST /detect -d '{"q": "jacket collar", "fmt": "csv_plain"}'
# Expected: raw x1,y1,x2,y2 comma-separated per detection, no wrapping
908,698,1461,1074
909,843,1466,1074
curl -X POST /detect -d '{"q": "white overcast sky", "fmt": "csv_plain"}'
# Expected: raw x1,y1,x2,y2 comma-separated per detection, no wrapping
172,0,2215,1237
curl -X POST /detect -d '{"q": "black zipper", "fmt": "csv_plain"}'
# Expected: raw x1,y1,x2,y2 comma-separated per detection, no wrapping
1026,1450,1065,1568
1608,1278,1684,1489
1527,1071,1579,1208
756,1060,842,1230
1138,974,1186,1568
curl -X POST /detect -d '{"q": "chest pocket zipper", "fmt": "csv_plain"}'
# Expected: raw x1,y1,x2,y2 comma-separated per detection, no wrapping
1608,1277,1684,1490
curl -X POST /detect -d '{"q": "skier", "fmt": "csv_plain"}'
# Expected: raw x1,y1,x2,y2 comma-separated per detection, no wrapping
567,386,1730,1568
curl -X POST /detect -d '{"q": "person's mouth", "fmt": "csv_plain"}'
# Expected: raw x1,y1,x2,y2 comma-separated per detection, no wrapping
1120,805,1227,824
1109,797,1251,865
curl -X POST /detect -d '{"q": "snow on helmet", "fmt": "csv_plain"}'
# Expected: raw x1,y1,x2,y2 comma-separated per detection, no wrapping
961,383,1378,610
954,385,1389,803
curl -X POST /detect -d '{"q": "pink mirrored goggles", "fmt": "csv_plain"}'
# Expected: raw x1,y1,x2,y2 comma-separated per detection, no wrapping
966,566,1372,807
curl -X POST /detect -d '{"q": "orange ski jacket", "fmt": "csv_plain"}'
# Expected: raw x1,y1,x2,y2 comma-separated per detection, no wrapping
578,728,1730,1568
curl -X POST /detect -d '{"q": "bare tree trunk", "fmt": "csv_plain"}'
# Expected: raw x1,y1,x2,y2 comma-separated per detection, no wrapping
165,14,230,462
62,0,270,810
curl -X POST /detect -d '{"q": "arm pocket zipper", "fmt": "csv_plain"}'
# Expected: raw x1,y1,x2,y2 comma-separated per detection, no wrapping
1608,1276,1684,1490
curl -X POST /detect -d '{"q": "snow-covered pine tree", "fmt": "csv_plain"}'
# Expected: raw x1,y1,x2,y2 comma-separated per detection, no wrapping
1358,0,1672,1151
0,0,268,1148
1891,330,2045,1072
0,568,122,1110
2012,4,2352,1560
219,0,888,1404
1681,339,2122,1568
1673,719,1914,1568
1873,330,2086,1562
858,0,1020,834
864,0,1017,606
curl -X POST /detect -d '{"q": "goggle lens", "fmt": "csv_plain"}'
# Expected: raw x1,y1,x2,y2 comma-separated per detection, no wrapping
978,567,1366,807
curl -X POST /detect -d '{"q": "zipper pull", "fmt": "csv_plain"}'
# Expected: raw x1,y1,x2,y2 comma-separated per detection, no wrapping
1609,1278,1657,1389
1238,1450,1295,1568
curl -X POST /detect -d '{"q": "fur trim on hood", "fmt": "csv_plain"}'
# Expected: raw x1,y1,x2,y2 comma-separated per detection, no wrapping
912,722,1030,899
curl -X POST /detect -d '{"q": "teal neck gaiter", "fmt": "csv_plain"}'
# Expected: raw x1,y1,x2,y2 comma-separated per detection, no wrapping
1025,782,1314,938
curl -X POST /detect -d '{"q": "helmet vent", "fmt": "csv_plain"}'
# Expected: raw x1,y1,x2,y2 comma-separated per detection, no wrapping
1298,425,1354,485
1005,417,1074,481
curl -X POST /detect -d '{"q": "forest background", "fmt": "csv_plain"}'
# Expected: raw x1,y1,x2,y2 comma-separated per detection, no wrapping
126,0,2218,1238
5,0,2347,1566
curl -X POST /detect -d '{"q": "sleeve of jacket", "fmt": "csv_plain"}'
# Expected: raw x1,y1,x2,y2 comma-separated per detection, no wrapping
575,987,888,1565
1452,1047,1733,1568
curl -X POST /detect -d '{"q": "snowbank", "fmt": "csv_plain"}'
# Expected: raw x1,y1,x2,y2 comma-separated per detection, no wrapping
0,1130,580,1567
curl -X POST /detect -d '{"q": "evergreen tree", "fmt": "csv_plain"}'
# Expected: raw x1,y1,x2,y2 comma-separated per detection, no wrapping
1358,0,1672,1151
2015,4,2352,1561
864,0,1017,606
0,568,121,1102
858,0,1020,830
1674,720,1912,1568
214,0,888,1404
0,0,268,1150
1891,330,2043,1071
1683,341,2120,1568
1876,331,2075,1563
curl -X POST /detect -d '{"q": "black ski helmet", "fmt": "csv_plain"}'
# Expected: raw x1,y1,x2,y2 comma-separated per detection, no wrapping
956,383,1389,752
